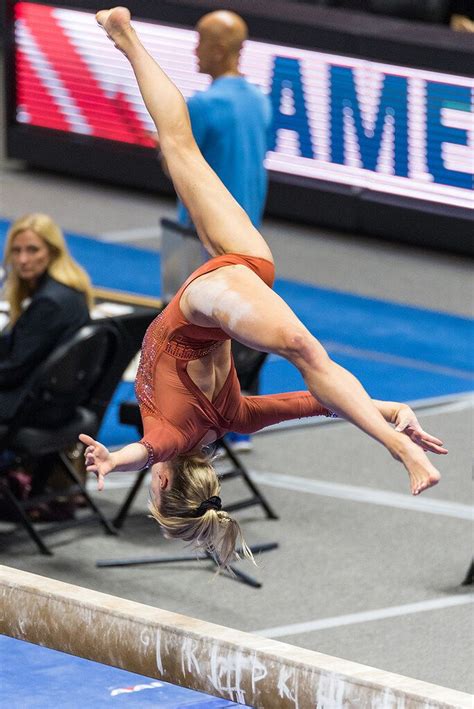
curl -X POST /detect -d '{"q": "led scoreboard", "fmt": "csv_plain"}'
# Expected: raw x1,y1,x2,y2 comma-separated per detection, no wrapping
5,1,474,251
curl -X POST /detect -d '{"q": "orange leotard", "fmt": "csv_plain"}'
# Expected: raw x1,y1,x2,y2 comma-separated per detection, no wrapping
135,253,332,463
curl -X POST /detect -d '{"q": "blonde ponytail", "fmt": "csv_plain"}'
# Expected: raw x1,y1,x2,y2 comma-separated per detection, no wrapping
148,453,255,568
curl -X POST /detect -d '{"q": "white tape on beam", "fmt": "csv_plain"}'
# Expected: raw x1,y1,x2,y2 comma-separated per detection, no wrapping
0,566,470,709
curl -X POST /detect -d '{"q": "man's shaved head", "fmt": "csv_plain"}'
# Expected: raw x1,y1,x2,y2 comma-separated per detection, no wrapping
195,11,248,78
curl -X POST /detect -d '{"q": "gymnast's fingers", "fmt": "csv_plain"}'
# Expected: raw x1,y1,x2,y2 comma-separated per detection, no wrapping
79,433,96,447
84,462,105,491
419,437,448,455
415,428,448,454
407,429,448,454
418,430,444,446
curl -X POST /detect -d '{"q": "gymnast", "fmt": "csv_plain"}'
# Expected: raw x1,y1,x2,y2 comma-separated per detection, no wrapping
81,7,447,566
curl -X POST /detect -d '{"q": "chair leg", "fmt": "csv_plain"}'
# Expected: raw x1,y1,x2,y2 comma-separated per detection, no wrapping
96,544,278,588
113,468,149,529
0,480,52,555
219,439,278,519
462,560,473,585
57,453,118,536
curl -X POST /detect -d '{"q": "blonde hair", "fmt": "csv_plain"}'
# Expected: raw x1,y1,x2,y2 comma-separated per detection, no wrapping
148,452,255,568
3,213,94,325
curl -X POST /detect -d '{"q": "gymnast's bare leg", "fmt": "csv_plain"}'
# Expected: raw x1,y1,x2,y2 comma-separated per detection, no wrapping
96,8,441,495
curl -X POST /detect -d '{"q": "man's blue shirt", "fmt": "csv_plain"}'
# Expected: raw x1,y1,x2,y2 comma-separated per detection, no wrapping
177,76,272,228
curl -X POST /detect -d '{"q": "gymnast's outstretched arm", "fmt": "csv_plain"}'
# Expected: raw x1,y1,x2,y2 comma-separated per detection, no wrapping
79,421,187,490
96,7,272,263
79,395,447,491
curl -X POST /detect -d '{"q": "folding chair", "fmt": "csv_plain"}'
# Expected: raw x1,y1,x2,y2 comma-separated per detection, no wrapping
112,346,279,531
99,402,278,588
99,370,279,587
0,323,122,554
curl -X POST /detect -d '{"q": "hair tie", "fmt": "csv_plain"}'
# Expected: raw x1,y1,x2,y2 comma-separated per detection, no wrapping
191,495,222,517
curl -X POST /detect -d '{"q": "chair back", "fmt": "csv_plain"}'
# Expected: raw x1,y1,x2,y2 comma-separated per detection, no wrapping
231,341,268,394
17,323,120,429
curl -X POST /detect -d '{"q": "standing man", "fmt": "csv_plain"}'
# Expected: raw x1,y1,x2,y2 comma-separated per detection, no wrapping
177,10,272,229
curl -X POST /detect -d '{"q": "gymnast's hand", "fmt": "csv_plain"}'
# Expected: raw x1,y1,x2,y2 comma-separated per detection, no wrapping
79,433,114,491
393,405,448,455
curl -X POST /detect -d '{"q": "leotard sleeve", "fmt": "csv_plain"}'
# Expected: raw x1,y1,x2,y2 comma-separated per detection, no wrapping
139,419,188,465
231,391,335,434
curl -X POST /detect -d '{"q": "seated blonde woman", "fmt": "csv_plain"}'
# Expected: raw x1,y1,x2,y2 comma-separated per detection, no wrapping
81,8,447,567
1,213,93,424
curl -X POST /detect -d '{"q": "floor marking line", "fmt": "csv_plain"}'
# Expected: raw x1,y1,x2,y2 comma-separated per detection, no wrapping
323,341,474,381
404,391,474,408
91,469,473,521
260,394,473,434
98,226,161,242
420,399,474,416
252,594,474,639
248,471,473,520
86,471,151,491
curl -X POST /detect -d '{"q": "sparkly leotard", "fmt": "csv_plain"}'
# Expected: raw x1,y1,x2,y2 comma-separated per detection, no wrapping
135,253,332,463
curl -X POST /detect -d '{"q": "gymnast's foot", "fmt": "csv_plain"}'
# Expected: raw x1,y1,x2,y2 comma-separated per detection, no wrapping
394,436,441,495
96,7,133,48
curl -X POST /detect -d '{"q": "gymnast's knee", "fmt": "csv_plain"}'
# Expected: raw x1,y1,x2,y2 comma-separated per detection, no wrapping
161,128,195,156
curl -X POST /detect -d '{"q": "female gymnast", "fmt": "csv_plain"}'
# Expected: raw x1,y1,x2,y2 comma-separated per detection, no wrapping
81,7,447,566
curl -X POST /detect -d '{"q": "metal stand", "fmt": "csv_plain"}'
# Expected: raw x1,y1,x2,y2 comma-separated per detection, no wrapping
113,467,148,529
58,452,118,537
105,443,279,587
96,542,278,588
218,438,278,519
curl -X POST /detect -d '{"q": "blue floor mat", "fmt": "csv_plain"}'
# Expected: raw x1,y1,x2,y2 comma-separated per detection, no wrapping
0,635,250,708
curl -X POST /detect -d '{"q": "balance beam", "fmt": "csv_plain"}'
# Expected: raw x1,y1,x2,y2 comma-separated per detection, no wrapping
0,566,470,708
